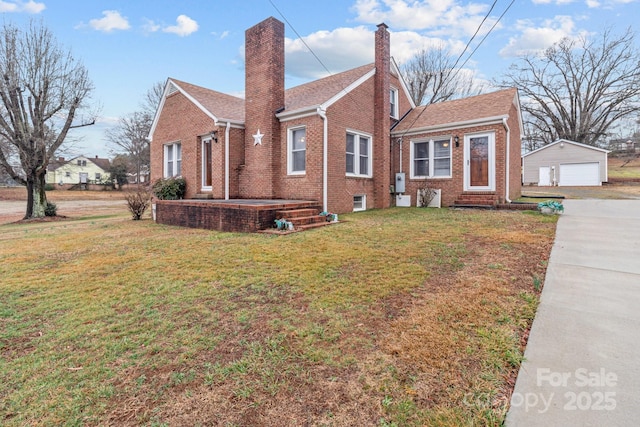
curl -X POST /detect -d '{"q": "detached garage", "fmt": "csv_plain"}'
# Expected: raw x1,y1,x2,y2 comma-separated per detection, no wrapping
522,139,609,186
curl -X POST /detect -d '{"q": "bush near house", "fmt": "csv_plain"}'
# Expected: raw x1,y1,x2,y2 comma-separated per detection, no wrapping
152,176,186,200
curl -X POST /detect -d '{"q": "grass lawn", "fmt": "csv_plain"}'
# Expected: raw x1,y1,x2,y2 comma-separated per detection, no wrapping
0,207,556,426
608,156,640,179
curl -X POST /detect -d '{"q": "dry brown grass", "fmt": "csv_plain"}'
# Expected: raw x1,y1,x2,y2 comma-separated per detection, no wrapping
0,205,555,426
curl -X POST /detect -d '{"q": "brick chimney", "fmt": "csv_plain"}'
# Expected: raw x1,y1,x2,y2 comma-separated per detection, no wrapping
373,23,391,208
240,17,285,198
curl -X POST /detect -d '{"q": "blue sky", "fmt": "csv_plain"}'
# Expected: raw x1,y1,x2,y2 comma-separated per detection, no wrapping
2,0,638,158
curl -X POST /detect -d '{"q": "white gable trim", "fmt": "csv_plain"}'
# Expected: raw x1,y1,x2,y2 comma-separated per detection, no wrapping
148,79,218,142
322,69,376,110
391,115,508,137
391,57,416,109
522,139,610,158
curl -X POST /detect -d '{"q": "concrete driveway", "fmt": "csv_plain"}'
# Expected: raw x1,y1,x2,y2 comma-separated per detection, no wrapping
506,200,640,426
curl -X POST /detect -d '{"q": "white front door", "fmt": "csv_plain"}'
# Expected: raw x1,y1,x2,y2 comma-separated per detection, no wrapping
201,137,212,191
79,172,88,184
464,132,495,191
538,166,551,186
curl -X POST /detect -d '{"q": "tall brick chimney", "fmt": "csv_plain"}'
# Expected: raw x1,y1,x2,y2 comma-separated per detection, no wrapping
373,23,391,208
240,17,285,198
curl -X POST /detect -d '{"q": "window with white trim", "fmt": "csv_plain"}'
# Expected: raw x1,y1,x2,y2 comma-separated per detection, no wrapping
390,87,399,119
410,138,452,178
288,127,306,174
346,131,372,177
353,195,366,211
164,142,182,177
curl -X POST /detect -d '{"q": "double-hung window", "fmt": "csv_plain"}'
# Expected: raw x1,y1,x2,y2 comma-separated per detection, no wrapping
288,127,306,174
390,87,399,119
346,131,372,177
164,142,182,177
411,138,451,178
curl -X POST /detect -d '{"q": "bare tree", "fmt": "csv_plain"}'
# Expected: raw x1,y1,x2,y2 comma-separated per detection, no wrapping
105,111,152,185
0,21,93,218
401,43,484,106
106,82,163,184
499,28,640,148
141,81,164,117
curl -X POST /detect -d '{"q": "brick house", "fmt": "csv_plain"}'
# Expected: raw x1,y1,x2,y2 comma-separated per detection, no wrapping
149,16,522,220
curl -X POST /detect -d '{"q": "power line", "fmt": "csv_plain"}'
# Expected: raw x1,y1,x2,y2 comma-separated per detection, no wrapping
397,0,515,141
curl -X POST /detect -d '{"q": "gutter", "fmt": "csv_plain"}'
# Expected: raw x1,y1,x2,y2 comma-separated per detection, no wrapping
225,121,231,200
503,117,511,203
318,107,328,212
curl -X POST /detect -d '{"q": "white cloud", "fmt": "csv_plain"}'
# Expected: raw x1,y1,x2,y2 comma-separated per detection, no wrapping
142,18,161,34
283,25,468,80
351,0,499,38
286,26,374,79
531,0,576,4
498,15,583,57
162,15,198,37
0,0,45,13
88,10,130,33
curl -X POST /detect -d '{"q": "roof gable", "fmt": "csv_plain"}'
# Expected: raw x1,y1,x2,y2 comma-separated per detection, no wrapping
522,139,610,158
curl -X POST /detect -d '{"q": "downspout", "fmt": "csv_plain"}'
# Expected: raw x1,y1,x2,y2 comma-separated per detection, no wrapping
224,121,231,200
503,117,511,203
318,107,328,212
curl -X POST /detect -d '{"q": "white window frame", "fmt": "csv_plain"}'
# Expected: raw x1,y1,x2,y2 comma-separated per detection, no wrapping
410,137,452,179
346,130,373,178
390,87,399,119
464,131,495,191
201,136,213,191
353,194,366,212
287,126,306,175
164,142,182,178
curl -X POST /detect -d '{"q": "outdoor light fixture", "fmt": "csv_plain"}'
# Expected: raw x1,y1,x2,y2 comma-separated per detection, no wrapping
454,135,460,147
210,130,218,143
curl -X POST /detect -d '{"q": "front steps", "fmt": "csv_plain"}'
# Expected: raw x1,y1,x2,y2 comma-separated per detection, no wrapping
453,192,497,209
273,208,336,232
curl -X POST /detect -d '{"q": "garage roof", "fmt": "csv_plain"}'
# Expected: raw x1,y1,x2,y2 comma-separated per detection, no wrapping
522,139,610,158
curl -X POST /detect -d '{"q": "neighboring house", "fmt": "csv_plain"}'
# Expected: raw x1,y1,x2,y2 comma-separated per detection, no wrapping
46,155,111,186
522,139,609,187
149,17,523,214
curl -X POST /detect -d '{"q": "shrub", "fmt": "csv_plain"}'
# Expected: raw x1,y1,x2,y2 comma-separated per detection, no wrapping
152,177,186,200
125,188,152,220
44,201,57,217
44,183,55,191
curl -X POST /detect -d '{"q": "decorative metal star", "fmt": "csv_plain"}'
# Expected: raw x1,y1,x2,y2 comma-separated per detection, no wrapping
253,129,264,146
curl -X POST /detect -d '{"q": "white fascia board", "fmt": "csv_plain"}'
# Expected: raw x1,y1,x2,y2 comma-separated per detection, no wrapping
148,79,218,141
277,69,376,122
391,115,508,138
276,106,322,122
391,57,416,109
214,118,245,129
323,68,376,109
522,139,610,158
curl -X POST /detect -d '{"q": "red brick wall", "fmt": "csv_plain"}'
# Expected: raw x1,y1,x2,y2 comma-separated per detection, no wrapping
399,123,506,207
150,91,215,199
373,23,391,209
325,77,376,213
240,17,285,198
276,116,324,203
507,102,523,201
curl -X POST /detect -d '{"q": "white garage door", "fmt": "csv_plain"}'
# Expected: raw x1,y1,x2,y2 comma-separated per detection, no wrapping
559,162,600,186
